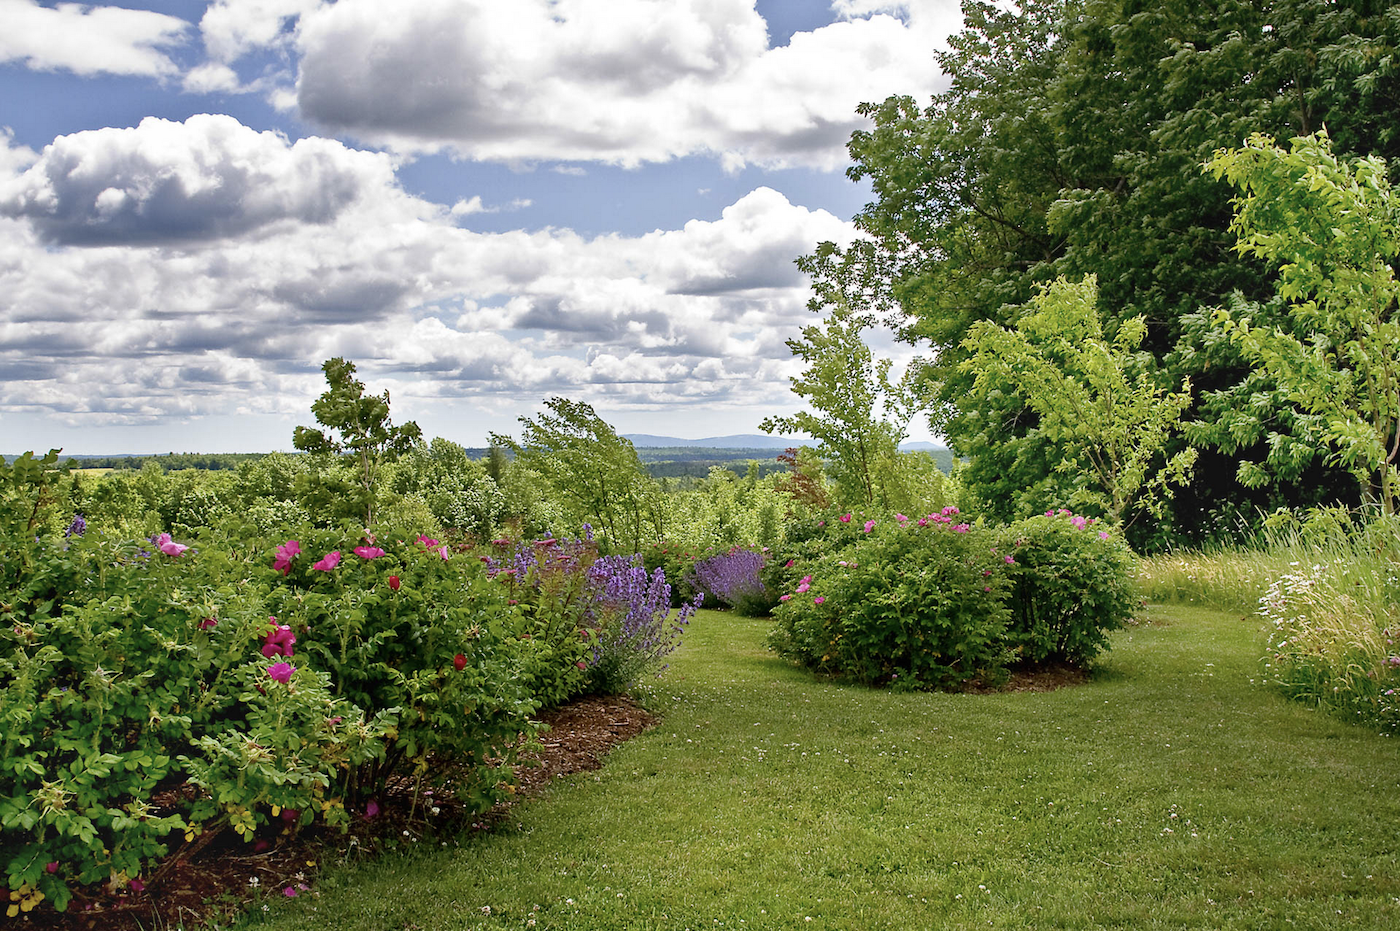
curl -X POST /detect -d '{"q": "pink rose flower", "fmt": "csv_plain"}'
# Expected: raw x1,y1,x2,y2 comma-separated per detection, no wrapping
262,622,296,658
863,520,876,533
353,545,386,560
267,661,295,683
155,533,188,557
273,539,300,574
312,551,341,571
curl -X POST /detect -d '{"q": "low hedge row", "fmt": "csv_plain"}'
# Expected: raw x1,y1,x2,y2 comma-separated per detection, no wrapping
2,518,692,914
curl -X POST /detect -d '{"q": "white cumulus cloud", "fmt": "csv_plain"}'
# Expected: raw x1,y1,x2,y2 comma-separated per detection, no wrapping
0,114,403,245
0,0,189,77
287,0,953,169
0,119,858,432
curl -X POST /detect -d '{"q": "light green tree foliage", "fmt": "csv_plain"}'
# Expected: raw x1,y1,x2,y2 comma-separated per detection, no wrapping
160,469,239,532
492,397,662,553
963,275,1197,523
230,453,311,533
293,358,422,527
761,302,928,509
493,457,572,541
0,449,72,534
233,452,307,504
387,438,505,539
660,467,792,553
875,450,963,518
78,461,167,534
1208,132,1400,515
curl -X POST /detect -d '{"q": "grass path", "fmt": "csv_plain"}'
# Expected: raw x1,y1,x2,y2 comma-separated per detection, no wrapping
247,607,1400,930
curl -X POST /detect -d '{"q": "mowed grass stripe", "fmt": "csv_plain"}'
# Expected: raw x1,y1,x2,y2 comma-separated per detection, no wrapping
248,607,1400,931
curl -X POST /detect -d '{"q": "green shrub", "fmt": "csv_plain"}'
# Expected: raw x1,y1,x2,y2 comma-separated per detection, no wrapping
482,535,605,707
768,509,1013,690
641,541,701,607
0,529,392,912
257,524,540,804
2,517,546,911
998,510,1139,665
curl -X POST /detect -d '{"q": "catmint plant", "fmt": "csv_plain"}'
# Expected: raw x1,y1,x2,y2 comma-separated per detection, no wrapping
690,547,772,616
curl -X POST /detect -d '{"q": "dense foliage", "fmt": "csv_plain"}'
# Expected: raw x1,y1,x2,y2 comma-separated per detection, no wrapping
1208,131,1400,514
0,510,546,911
998,511,1139,665
2,376,714,913
767,508,1136,689
805,0,1400,544
492,398,664,555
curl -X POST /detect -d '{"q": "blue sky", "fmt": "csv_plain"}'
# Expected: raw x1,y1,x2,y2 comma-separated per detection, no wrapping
0,0,961,453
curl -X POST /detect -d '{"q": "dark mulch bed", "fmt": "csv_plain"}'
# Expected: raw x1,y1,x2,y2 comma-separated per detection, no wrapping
14,696,656,931
964,662,1092,694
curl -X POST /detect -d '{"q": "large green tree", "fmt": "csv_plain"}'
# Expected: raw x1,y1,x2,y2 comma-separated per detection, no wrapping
805,0,1399,541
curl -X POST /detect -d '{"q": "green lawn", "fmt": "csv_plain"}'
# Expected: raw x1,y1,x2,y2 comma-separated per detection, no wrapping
244,607,1400,930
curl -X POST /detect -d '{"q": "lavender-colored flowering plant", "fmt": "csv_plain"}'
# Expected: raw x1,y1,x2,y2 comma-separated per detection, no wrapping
485,535,701,699
584,555,703,694
690,547,773,616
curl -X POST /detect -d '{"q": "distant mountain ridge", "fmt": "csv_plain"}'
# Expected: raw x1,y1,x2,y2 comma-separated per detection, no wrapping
623,434,947,452
623,434,799,449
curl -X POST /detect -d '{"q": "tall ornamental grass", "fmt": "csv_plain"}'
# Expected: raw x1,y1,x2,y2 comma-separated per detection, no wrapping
1139,510,1400,732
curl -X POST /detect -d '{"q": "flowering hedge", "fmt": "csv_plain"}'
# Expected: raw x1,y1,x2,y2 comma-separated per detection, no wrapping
1,518,541,913
689,547,773,616
768,508,1013,689
768,508,1139,689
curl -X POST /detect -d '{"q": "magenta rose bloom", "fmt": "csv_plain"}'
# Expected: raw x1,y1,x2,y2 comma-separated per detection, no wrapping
273,539,301,574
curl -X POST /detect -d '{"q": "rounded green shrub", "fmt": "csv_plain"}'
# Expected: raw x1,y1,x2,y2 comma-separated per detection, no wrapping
998,510,1139,666
768,509,1014,690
